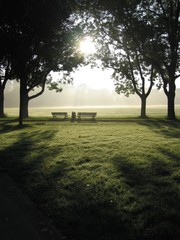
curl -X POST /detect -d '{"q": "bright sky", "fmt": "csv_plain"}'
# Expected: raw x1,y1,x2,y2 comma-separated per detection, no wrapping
52,36,180,90
73,36,114,90
73,66,114,90
72,65,180,90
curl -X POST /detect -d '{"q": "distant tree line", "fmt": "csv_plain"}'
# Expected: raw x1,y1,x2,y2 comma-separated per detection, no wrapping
0,0,179,124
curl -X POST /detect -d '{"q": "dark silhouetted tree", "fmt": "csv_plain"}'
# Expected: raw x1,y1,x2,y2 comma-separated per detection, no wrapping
74,2,157,118
0,58,12,117
136,0,180,120
76,0,180,119
0,0,83,125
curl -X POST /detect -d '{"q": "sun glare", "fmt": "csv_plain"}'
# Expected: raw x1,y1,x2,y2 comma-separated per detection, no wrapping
73,66,114,90
79,36,96,55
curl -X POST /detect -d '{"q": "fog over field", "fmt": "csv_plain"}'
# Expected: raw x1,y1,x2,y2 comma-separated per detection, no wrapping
4,81,180,108
4,66,180,109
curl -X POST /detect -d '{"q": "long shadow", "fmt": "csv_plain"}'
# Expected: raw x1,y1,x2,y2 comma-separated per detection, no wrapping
0,127,74,239
112,151,180,240
0,128,58,194
0,119,20,134
0,129,131,240
46,149,180,240
1,123,179,240
137,119,180,138
46,169,131,240
0,121,48,134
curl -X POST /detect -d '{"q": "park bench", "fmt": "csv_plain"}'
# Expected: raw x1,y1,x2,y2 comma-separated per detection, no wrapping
77,112,97,120
51,112,68,119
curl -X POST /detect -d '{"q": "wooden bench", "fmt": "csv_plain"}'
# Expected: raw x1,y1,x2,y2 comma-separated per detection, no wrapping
51,112,68,119
77,112,97,120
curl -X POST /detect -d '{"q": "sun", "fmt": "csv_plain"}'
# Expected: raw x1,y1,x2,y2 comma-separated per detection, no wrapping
79,36,96,55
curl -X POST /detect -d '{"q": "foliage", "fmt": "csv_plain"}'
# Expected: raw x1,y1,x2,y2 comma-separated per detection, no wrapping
134,0,180,119
76,0,180,119
0,33,13,117
0,58,11,117
0,0,84,123
74,1,161,118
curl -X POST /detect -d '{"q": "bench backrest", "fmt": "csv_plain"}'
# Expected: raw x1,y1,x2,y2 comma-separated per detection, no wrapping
51,112,68,118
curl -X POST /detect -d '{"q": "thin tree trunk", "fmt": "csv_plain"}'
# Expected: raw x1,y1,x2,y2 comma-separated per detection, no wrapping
164,79,176,120
19,78,29,126
140,96,147,119
167,82,176,120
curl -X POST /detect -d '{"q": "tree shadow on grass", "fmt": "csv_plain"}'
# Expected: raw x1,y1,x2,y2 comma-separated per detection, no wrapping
137,119,180,138
1,126,180,240
47,149,180,240
0,128,59,193
0,122,47,135
0,120,22,134
112,150,180,240
0,129,132,240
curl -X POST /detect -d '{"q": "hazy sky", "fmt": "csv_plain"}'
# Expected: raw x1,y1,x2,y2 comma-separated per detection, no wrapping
70,65,180,90
72,66,114,90
4,64,180,108
4,36,180,108
74,37,180,90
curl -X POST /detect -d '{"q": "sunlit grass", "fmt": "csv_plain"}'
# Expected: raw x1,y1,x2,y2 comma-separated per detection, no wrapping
3,105,180,119
0,119,180,240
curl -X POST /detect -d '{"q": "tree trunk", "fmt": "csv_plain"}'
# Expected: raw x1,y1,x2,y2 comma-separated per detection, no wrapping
167,82,176,120
19,78,29,126
140,96,147,119
0,88,5,117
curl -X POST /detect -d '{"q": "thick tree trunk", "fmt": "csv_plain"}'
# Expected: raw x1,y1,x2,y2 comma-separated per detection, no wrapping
0,88,5,117
140,96,147,119
167,82,176,120
19,79,29,126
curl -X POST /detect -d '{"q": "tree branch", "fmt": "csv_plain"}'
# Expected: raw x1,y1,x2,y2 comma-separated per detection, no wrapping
146,64,154,97
28,76,47,101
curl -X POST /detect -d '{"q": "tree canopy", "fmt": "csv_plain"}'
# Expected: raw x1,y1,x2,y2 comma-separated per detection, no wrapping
76,0,180,119
0,0,84,124
0,0,179,121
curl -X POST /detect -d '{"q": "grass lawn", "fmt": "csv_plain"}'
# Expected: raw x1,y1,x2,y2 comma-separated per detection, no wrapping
4,105,180,119
0,117,180,239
